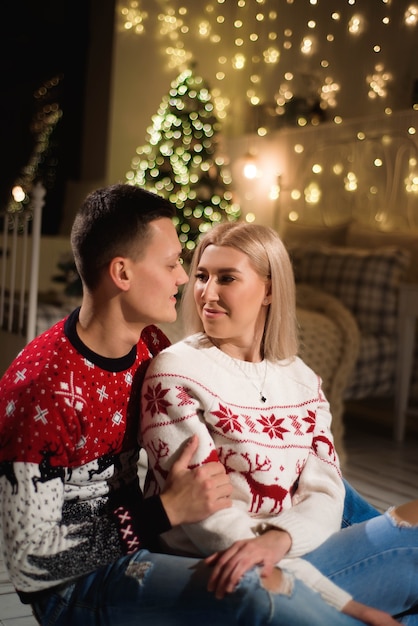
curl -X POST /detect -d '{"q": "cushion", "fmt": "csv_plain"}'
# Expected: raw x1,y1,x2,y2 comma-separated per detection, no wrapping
291,245,410,336
345,335,396,399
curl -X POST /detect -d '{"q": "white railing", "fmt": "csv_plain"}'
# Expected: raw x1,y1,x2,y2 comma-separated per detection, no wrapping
0,183,45,344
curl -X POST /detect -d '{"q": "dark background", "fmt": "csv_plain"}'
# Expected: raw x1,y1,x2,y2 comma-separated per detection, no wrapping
0,0,91,232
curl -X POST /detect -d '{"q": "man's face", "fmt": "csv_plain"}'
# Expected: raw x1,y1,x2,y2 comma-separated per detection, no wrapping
126,217,188,326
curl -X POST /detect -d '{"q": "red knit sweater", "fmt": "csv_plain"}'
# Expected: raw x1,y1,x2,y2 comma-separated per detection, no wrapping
0,309,171,601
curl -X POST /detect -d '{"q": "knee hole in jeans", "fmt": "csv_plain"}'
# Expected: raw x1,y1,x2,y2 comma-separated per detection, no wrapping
125,560,153,586
259,568,293,596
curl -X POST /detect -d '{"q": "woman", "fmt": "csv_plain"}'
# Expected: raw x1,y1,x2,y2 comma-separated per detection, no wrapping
141,221,418,625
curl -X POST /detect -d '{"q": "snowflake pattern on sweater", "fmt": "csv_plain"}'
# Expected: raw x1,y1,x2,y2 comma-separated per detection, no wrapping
140,333,354,611
0,309,170,597
141,333,344,559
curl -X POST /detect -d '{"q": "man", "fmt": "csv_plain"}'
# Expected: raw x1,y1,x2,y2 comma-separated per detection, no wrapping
0,184,369,625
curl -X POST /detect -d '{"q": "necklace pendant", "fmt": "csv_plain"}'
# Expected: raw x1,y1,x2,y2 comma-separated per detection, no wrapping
260,393,267,403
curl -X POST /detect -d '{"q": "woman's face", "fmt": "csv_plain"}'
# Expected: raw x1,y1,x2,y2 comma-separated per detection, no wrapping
193,244,271,355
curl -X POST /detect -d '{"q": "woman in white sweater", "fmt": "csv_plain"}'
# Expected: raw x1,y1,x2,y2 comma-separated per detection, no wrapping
141,222,418,625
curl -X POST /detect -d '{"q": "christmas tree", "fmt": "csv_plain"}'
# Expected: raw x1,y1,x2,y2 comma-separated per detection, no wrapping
126,67,240,259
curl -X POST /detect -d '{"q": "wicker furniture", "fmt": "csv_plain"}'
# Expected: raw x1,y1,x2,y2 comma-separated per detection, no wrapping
296,284,360,465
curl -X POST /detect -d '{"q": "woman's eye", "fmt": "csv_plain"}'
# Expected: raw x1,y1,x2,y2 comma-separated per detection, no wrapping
195,272,208,282
218,275,235,284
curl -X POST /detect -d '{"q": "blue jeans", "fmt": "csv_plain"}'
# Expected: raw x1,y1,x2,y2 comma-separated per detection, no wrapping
31,481,417,625
341,478,381,527
304,479,418,625
32,549,366,626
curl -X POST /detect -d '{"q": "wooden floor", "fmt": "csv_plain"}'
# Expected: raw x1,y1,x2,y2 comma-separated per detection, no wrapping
1,402,418,626
342,401,418,511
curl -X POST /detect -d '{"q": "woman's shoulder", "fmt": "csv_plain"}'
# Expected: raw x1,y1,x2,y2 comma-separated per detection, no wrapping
277,355,320,388
147,332,207,371
168,331,208,352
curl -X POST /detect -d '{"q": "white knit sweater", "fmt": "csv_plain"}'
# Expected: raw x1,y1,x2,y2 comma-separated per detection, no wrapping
140,332,351,610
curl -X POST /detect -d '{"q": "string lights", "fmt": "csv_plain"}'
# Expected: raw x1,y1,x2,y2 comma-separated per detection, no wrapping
117,0,418,136
117,1,418,231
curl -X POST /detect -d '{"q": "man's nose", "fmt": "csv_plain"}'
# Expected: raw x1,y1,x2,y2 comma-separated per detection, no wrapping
177,264,189,284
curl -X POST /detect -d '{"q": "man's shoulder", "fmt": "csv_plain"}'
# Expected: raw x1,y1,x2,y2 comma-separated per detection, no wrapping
0,322,71,393
140,324,171,356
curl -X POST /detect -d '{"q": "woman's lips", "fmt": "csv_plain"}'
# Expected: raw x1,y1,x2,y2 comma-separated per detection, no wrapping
202,308,226,319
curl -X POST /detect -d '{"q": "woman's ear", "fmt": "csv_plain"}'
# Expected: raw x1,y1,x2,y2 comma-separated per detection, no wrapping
263,281,272,305
109,257,130,291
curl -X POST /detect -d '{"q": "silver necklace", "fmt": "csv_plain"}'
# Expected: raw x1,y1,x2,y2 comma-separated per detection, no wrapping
230,357,268,403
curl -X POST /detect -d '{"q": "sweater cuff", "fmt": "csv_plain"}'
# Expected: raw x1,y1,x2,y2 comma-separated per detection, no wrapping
136,495,172,548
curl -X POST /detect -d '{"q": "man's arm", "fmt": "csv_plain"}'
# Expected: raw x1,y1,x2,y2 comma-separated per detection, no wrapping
125,435,233,550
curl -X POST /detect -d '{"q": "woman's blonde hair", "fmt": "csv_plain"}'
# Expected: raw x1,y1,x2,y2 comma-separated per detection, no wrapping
181,222,299,360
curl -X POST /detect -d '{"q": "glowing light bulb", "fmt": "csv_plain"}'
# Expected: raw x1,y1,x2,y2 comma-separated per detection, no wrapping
243,153,259,179
405,4,418,25
12,186,25,202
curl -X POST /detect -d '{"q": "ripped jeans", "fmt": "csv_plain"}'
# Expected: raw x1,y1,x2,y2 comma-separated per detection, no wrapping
303,481,418,625
32,482,418,626
31,549,367,626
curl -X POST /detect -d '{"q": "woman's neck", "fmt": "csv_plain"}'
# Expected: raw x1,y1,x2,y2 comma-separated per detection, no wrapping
206,334,263,362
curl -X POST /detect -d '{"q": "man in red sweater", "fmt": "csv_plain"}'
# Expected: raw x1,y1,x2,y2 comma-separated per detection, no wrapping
0,184,370,626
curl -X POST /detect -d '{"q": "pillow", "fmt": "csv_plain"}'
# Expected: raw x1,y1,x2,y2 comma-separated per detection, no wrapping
291,245,410,336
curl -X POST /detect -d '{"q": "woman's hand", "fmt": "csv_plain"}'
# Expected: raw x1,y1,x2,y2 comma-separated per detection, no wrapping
205,529,291,598
343,600,402,625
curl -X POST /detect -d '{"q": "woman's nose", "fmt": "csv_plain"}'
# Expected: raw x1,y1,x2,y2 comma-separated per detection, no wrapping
201,278,218,301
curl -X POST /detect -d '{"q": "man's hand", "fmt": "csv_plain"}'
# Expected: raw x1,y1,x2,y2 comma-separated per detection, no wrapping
160,435,232,526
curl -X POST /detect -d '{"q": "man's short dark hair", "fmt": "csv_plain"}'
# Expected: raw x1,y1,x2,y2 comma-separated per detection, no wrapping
71,184,176,291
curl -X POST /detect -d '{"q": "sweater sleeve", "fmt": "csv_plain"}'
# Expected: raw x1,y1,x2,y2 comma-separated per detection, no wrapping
141,350,258,554
141,347,344,558
141,346,353,614
281,558,353,611
128,494,172,551
253,396,345,557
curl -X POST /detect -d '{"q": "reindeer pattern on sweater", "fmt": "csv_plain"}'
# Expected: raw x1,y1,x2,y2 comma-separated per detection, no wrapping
141,332,345,560
0,310,170,597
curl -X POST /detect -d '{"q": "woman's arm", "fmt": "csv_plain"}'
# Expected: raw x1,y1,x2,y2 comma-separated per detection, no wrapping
142,388,259,554
255,397,345,557
205,545,401,625
159,434,233,525
140,350,344,557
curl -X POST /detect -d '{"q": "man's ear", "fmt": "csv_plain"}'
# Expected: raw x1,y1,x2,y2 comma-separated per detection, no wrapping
109,257,130,291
